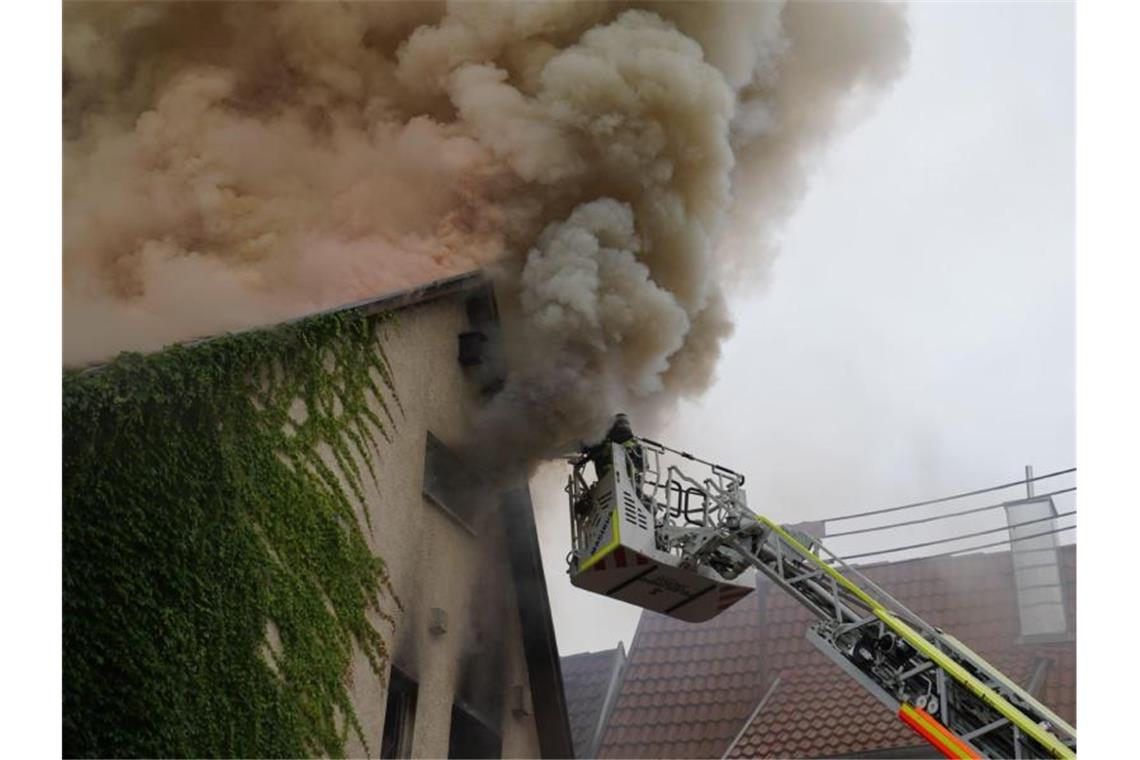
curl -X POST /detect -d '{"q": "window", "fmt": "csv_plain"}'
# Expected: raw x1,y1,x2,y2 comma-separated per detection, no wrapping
423,432,479,534
448,702,501,759
380,668,418,759
1005,496,1069,640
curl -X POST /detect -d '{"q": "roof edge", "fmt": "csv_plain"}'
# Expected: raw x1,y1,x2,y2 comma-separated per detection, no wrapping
307,269,485,320
72,270,486,374
588,642,630,759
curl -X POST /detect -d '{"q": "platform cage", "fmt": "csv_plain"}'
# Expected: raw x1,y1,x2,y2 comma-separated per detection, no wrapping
565,436,758,622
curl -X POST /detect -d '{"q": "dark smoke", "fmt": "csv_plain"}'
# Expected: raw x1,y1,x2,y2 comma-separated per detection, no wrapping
63,1,909,457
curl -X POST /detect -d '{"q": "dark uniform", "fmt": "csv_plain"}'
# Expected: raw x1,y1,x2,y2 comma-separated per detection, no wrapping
585,414,644,480
575,413,645,520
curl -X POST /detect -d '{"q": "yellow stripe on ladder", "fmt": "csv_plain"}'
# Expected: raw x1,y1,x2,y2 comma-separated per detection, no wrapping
752,515,1076,760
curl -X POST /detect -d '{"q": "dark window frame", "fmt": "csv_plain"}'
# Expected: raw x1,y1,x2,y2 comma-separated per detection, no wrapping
448,700,502,759
423,432,479,535
380,667,418,759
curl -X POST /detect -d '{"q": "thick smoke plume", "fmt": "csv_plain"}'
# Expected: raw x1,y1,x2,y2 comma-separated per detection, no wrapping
64,1,909,457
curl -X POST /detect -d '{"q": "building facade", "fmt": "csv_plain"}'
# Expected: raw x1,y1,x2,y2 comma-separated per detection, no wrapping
63,271,573,759
332,273,573,758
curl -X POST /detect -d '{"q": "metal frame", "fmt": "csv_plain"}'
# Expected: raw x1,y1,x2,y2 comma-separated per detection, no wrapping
747,518,1075,759
566,435,1077,760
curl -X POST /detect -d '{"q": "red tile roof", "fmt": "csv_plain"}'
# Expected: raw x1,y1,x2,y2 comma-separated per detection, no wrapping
595,544,1075,759
597,590,767,759
729,545,1076,758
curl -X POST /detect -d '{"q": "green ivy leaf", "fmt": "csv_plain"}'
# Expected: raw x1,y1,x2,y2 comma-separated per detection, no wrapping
64,310,399,758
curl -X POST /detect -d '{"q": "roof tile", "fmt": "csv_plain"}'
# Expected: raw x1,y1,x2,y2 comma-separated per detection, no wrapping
593,545,1075,758
561,647,627,758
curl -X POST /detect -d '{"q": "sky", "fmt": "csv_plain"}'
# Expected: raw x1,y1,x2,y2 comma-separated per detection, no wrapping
532,0,1076,657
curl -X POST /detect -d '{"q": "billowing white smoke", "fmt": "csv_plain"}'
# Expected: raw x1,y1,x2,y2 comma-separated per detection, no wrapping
523,200,689,397
63,1,909,457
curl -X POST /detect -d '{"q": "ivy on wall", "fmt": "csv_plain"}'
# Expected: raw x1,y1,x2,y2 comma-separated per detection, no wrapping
63,310,400,758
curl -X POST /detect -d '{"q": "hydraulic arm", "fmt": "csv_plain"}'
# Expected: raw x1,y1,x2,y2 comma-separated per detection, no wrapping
565,423,1076,759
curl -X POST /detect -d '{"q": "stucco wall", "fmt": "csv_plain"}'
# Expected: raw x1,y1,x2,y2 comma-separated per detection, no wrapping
339,294,543,759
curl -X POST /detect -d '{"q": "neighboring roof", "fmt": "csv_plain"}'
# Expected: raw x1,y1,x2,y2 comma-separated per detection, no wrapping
598,592,768,758
562,645,629,758
596,544,1076,759
727,544,1075,759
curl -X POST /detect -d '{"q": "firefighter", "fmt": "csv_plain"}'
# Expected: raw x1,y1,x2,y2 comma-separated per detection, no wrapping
586,414,644,482
573,487,593,519
610,414,646,481
608,413,634,444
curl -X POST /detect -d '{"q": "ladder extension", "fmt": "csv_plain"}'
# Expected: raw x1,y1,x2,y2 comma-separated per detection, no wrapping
565,434,1077,759
725,514,1076,759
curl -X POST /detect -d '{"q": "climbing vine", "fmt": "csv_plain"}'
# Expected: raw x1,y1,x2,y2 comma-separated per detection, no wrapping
63,310,400,758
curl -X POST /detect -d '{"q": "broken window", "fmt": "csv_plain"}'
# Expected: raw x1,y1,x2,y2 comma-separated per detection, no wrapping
423,432,480,534
447,702,502,759
380,667,418,759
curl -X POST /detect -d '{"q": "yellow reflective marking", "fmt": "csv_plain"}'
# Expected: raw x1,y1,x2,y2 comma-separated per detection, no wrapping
752,515,883,608
580,510,621,572
752,515,1076,760
941,633,1076,740
881,612,1075,760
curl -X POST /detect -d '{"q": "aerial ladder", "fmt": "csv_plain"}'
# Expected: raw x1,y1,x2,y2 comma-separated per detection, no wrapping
564,416,1077,760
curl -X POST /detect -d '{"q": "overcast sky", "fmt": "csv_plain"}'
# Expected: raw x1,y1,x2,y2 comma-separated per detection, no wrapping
533,1,1076,656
